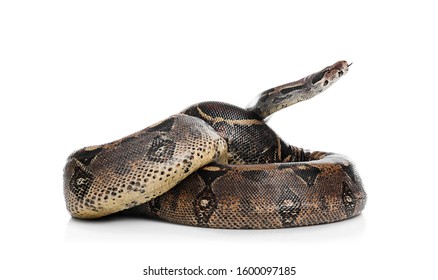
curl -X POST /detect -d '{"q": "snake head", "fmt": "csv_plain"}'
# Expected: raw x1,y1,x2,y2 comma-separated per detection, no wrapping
308,60,350,92
247,60,351,119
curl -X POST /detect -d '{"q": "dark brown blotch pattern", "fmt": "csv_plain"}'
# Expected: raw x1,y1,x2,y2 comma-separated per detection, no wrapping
69,163,94,202
291,164,321,187
341,181,357,217
194,186,218,227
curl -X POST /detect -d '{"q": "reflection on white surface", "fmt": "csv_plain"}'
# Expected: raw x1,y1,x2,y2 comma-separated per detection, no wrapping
64,214,367,245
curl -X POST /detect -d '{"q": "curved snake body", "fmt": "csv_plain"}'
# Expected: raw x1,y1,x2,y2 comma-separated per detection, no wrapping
64,60,367,229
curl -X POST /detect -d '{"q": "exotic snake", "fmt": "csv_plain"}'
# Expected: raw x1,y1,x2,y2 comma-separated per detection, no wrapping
64,60,366,229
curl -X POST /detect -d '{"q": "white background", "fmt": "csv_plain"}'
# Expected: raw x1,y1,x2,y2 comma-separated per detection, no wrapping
1,1,437,279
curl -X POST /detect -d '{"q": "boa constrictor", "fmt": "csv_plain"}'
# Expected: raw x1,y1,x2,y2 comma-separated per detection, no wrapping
64,60,367,229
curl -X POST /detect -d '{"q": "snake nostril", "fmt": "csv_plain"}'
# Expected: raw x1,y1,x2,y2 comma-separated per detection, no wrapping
338,71,344,77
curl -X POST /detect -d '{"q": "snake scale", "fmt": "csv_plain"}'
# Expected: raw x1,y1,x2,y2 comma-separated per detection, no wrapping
64,60,367,229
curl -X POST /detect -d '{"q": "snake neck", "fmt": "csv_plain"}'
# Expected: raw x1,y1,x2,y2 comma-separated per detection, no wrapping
247,61,350,119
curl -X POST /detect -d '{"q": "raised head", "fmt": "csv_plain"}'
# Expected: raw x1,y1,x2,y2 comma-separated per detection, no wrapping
248,60,351,119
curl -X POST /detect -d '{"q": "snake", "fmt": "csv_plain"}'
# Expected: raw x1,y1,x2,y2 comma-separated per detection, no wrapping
64,60,367,229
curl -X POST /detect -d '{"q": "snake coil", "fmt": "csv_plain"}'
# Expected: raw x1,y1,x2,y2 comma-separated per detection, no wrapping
64,60,366,229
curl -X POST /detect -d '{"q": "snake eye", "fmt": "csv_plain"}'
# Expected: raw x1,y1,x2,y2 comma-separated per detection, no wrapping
323,80,329,86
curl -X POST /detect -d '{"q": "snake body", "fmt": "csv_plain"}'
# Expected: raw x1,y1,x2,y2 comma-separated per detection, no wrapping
64,60,367,229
